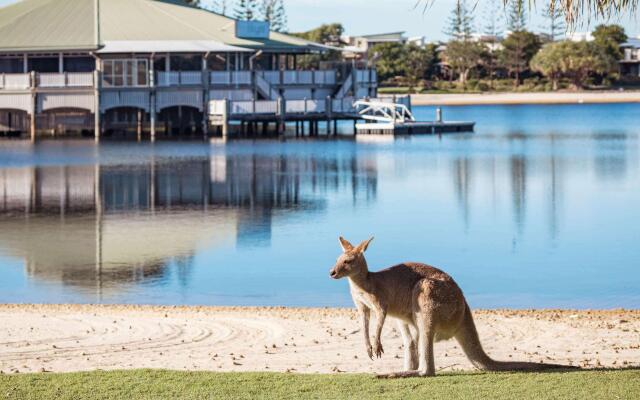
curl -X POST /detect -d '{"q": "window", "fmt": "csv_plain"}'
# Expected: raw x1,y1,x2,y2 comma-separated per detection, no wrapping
102,59,148,87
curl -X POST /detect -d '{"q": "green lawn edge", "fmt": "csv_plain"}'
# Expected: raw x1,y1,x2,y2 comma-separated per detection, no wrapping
1,369,639,400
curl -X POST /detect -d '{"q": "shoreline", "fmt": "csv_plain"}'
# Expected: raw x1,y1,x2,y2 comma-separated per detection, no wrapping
406,91,640,106
1,304,638,375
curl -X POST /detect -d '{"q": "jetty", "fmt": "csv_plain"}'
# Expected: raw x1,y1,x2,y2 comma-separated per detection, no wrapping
353,100,474,135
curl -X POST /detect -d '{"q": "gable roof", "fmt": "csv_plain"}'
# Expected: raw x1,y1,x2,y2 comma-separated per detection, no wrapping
0,0,320,53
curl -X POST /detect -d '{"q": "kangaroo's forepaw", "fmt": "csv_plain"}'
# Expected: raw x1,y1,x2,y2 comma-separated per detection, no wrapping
373,342,384,358
366,345,373,360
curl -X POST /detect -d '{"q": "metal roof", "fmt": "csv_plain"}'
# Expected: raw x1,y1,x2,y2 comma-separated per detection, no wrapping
0,0,321,53
98,40,251,54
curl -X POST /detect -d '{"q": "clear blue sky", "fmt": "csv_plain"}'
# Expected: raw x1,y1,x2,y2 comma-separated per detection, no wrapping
0,0,637,41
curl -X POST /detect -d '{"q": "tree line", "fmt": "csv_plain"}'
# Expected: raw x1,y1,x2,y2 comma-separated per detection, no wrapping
372,0,629,92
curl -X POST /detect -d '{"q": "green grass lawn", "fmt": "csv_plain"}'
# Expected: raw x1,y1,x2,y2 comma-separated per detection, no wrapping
1,369,639,400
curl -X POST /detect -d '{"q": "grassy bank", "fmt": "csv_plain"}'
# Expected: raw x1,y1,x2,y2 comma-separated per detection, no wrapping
1,369,638,400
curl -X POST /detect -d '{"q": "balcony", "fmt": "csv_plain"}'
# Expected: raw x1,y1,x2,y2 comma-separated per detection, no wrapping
0,73,31,90
157,71,202,87
37,72,94,88
210,71,252,85
258,70,337,86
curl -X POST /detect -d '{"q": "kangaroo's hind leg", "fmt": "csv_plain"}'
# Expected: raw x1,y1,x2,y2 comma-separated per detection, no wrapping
414,279,437,377
397,320,418,371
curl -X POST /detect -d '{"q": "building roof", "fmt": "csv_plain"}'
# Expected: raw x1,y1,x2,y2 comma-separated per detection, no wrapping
0,0,320,53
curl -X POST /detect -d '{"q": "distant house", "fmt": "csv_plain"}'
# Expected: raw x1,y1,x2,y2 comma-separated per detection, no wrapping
0,0,377,139
566,32,594,42
342,32,408,56
620,38,640,77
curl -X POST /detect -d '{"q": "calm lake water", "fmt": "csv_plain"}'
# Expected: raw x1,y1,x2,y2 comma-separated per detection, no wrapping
0,103,639,309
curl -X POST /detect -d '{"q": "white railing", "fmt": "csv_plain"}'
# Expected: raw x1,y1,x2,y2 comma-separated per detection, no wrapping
157,71,202,87
313,70,336,85
355,69,377,83
285,99,325,114
230,100,278,114
0,73,31,90
261,70,281,85
66,73,94,87
209,100,226,115
37,72,94,88
210,71,252,85
210,97,359,117
332,97,355,113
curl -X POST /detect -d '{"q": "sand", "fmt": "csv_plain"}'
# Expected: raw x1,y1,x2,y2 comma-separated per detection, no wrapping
0,304,638,375
409,91,640,106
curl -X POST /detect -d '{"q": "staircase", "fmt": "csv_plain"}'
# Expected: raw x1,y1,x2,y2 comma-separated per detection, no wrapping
255,72,279,100
334,70,354,99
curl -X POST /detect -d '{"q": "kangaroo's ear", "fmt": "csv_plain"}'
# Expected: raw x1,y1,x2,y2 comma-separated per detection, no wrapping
339,236,354,252
355,237,374,253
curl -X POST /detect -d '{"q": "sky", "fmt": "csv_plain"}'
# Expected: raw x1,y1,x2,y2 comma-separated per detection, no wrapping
0,0,638,42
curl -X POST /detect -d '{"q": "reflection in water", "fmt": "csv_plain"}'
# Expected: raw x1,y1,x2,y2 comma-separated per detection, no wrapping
0,104,639,308
0,154,378,299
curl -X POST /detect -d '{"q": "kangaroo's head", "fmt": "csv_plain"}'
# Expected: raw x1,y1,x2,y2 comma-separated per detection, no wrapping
329,236,374,279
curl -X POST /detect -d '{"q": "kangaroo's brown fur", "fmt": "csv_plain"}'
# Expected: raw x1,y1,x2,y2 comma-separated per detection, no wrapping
329,236,578,377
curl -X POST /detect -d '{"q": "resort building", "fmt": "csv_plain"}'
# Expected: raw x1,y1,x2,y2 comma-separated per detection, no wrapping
0,0,378,139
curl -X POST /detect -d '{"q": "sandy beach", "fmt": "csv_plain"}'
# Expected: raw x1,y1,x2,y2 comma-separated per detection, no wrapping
409,91,640,106
0,304,638,375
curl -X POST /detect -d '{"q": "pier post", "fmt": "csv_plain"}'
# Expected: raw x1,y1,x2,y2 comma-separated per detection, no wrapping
276,96,285,135
29,92,36,141
136,109,142,141
326,96,332,136
202,55,210,140
94,70,101,141
150,69,156,141
221,98,230,140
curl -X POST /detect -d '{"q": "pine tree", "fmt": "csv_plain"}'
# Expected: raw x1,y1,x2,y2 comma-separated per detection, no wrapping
482,0,503,89
235,0,257,21
261,0,288,32
483,0,502,38
506,0,527,32
444,0,473,41
542,3,566,41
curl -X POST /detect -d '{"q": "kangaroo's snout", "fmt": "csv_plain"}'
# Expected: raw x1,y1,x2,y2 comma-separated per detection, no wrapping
329,269,338,279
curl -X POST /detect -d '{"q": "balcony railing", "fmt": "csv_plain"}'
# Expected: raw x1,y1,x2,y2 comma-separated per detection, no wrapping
259,70,337,86
210,71,252,85
157,71,202,87
210,97,356,117
37,72,94,88
0,73,31,90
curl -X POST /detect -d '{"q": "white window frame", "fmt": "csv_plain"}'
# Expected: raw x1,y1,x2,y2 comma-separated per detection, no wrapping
102,59,149,88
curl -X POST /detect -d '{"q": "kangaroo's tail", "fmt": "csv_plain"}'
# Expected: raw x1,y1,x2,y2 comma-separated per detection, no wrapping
455,303,578,372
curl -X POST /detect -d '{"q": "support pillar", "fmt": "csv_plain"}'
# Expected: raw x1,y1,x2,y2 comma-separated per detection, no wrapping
221,98,230,140
93,70,101,141
30,90,36,141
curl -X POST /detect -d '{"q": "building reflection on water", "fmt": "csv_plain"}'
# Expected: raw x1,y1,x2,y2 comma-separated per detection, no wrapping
0,154,378,297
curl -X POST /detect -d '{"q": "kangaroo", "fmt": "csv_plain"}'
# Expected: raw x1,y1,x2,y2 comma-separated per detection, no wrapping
329,236,577,377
